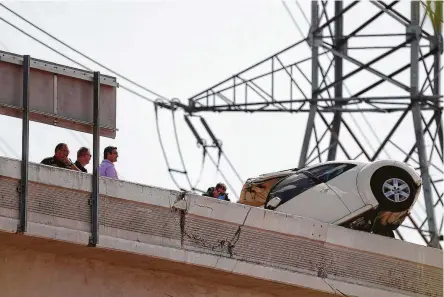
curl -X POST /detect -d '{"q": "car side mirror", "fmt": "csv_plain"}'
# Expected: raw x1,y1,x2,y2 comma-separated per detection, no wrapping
266,197,281,210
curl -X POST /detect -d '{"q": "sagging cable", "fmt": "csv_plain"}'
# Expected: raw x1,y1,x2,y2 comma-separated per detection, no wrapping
184,115,240,200
154,101,187,191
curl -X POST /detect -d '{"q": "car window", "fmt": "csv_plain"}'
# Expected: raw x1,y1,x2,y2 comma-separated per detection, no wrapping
268,173,317,204
306,163,356,183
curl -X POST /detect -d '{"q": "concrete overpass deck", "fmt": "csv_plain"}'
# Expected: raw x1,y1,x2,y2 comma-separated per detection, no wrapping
0,156,442,297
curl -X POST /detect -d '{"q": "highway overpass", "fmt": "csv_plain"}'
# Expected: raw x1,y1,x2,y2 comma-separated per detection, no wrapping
0,156,442,297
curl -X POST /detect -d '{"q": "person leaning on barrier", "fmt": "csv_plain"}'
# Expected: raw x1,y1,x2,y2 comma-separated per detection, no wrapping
41,143,80,171
75,147,91,173
202,182,230,201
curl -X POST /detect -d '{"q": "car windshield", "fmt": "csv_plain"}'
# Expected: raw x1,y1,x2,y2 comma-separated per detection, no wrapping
304,163,356,183
268,173,317,205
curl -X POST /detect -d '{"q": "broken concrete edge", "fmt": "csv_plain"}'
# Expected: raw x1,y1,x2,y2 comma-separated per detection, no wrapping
0,156,442,269
0,218,416,297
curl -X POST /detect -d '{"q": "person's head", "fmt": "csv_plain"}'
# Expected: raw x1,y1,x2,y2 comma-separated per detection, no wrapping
77,147,91,166
54,143,69,160
214,182,227,197
103,146,118,163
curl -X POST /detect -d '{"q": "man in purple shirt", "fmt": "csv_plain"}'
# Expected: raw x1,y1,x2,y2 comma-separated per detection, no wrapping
99,146,119,179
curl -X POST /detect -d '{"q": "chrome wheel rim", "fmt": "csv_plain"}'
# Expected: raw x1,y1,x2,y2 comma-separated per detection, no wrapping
382,178,410,203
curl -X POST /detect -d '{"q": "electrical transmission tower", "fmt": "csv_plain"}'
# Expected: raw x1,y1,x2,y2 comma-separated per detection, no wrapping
183,0,443,248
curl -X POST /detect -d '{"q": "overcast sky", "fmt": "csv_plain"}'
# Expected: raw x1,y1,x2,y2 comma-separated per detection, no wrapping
0,0,442,246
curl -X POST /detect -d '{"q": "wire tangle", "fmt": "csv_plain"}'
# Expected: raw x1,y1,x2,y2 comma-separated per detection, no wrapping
154,100,242,200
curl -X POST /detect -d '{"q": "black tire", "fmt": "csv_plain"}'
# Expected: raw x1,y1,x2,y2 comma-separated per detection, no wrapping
370,166,417,212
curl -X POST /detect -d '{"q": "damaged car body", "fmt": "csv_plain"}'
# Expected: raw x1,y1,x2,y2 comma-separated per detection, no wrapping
238,160,422,238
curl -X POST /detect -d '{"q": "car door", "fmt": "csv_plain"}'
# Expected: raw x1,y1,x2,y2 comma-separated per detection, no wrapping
306,163,365,213
268,172,351,223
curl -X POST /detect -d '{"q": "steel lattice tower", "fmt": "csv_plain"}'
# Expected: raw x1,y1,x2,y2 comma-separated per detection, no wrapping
181,0,443,248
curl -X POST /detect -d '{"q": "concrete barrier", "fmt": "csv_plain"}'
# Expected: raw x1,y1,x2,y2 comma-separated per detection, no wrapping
0,156,442,297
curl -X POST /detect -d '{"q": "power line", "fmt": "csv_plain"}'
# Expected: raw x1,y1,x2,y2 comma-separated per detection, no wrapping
0,16,160,104
0,38,92,161
154,102,242,199
0,18,159,177
0,18,132,170
0,14,175,179
154,103,195,192
282,1,306,38
0,8,241,195
0,3,169,102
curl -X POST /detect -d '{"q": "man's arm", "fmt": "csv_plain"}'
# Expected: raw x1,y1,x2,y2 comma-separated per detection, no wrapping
64,158,81,171
69,164,81,171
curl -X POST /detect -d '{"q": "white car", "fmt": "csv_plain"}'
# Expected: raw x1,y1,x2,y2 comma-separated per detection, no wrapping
238,160,422,238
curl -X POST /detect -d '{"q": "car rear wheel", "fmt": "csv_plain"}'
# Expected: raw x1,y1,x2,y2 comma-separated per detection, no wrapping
370,166,416,212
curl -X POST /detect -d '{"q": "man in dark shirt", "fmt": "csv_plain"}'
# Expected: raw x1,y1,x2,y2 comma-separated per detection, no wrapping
74,147,91,173
41,143,80,171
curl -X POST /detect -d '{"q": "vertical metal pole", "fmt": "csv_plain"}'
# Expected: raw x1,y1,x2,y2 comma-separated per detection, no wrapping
410,1,439,248
18,55,30,233
299,0,320,168
433,6,443,158
90,71,100,246
327,0,344,161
